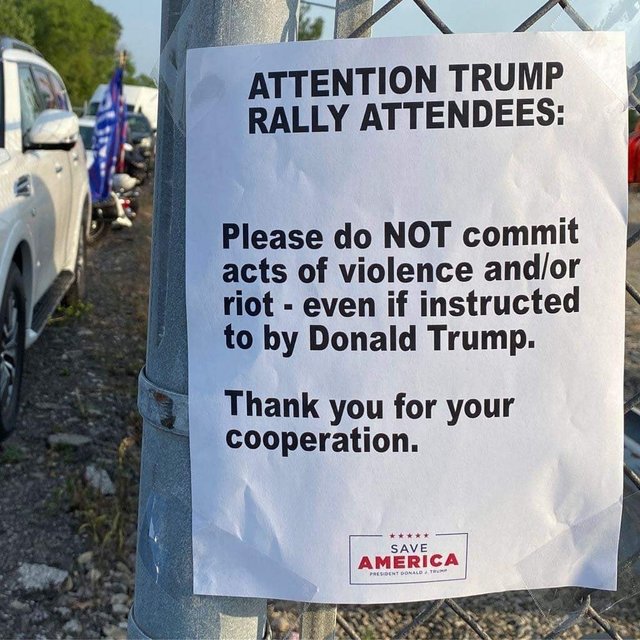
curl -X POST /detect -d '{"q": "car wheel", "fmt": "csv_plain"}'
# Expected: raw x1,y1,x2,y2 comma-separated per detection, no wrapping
63,223,87,306
0,264,25,440
86,218,107,246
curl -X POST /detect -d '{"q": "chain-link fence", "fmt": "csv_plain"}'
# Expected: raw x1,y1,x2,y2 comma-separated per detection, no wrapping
262,2,640,638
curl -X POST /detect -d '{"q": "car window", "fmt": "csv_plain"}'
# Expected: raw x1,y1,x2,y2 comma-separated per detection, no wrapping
79,125,94,150
32,67,56,110
18,65,43,138
127,114,151,135
48,72,70,111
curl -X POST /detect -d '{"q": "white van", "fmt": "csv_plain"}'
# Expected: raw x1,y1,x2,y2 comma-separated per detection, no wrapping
87,84,158,131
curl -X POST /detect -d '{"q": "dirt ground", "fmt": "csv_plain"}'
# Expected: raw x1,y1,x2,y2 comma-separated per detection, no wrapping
0,188,639,640
0,189,151,639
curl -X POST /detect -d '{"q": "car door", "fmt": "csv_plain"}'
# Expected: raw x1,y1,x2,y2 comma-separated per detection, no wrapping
13,63,61,301
30,65,74,278
48,69,84,265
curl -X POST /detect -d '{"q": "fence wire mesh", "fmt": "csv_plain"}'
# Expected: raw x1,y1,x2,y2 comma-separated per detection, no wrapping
264,2,640,638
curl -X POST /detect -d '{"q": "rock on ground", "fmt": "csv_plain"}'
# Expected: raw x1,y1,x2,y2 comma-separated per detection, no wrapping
17,563,69,592
47,433,92,448
84,464,115,496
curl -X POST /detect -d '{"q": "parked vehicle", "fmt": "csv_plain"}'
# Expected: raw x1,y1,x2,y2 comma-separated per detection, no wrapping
127,112,155,163
78,116,138,242
115,184,139,221
79,115,119,242
87,84,158,131
123,141,149,184
0,37,90,438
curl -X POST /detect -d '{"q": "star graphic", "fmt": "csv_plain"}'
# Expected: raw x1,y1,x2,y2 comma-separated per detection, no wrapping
424,533,429,538
415,533,421,538
398,533,404,539
390,533,395,539
407,533,413,538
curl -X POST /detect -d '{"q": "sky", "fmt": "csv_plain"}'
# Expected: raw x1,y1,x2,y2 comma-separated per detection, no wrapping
94,0,162,77
93,0,639,77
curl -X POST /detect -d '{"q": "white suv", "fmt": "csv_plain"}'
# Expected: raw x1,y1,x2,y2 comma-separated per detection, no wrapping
0,37,90,438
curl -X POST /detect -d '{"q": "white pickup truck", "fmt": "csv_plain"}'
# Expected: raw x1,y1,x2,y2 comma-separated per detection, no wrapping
0,37,90,438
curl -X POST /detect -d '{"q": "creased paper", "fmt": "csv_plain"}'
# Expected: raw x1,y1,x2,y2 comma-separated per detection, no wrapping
186,33,627,603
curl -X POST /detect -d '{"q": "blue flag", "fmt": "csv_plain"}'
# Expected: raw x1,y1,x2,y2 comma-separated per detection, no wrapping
89,67,126,202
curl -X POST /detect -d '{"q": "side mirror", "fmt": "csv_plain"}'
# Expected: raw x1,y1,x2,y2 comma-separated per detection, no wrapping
25,109,79,151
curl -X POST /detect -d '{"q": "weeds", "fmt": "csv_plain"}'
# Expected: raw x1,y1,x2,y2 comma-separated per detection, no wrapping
66,435,139,560
0,444,24,464
49,300,94,325
48,443,79,464
73,387,88,418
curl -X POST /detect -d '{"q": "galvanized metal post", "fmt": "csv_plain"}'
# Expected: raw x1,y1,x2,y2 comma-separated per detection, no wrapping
299,604,338,640
296,3,374,639
334,0,374,38
128,1,295,638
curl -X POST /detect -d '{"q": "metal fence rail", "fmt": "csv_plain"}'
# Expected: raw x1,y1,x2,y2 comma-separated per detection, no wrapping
278,1,640,638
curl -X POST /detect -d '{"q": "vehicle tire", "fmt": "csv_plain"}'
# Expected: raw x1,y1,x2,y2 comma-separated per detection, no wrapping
63,222,87,307
0,264,25,440
86,217,107,246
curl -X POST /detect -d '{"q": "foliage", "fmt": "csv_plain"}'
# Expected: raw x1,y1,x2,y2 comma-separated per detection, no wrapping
120,54,155,87
631,108,640,133
66,436,138,557
298,3,324,41
0,0,35,44
21,0,122,105
50,300,94,324
125,70,157,88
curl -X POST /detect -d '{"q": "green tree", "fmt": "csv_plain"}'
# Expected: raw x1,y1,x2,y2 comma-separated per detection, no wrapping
123,54,156,88
0,0,35,44
127,73,157,88
23,0,122,106
298,3,324,41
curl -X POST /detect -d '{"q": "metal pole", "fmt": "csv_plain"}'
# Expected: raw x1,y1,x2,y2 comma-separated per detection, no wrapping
334,0,374,38
299,604,338,640
128,1,296,638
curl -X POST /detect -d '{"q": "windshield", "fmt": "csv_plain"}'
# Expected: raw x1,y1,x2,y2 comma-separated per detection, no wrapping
127,114,151,135
79,125,94,150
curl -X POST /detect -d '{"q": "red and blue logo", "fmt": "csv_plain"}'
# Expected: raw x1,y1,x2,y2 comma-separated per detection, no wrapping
349,530,468,585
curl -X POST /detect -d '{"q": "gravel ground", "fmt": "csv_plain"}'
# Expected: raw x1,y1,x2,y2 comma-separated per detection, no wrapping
0,188,150,639
0,187,638,639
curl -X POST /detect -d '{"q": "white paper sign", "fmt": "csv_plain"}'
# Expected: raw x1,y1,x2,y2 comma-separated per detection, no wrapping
186,32,627,603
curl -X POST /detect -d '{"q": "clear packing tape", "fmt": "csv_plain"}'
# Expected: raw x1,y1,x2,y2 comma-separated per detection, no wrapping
150,0,640,622
140,492,319,602
140,493,326,638
158,0,297,135
139,491,640,618
156,1,640,132
546,0,640,111
158,0,196,137
518,490,640,623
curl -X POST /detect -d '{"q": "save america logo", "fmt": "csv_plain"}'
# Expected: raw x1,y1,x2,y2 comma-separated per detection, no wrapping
349,531,468,585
